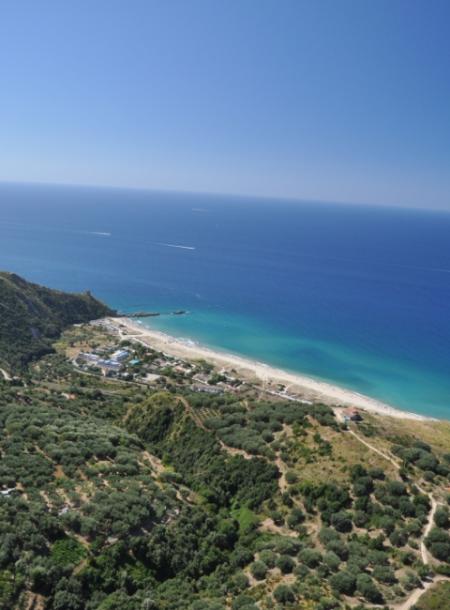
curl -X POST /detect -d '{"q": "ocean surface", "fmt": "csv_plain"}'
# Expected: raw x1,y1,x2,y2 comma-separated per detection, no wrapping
1,182,450,418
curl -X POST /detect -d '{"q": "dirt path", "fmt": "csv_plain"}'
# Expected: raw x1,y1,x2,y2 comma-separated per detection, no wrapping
275,453,288,493
259,517,297,538
349,429,442,566
348,427,449,609
392,576,449,610
178,394,255,460
0,367,11,381
348,429,401,469
219,441,253,460
23,592,45,610
415,485,440,565
141,450,165,476
177,395,206,429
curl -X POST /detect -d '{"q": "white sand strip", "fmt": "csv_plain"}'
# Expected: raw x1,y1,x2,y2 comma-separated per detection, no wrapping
106,317,431,422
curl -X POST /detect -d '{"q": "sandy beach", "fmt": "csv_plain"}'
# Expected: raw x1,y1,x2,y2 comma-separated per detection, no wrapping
107,317,430,422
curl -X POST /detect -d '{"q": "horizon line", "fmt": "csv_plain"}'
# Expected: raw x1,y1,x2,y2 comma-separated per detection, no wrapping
1,178,449,214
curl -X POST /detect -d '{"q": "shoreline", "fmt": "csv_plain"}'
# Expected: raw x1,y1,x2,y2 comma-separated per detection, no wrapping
108,316,432,422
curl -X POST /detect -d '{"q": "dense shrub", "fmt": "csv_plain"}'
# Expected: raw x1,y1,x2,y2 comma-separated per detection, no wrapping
250,560,267,580
258,550,276,569
426,528,450,562
276,555,295,574
372,565,396,584
330,571,356,596
273,584,295,604
330,511,353,533
356,573,383,603
434,507,450,529
298,549,322,569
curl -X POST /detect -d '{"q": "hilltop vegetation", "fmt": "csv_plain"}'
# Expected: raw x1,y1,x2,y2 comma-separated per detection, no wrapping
0,290,450,609
0,272,113,370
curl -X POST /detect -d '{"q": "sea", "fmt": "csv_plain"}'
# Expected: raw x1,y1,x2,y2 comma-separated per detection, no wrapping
1,182,450,419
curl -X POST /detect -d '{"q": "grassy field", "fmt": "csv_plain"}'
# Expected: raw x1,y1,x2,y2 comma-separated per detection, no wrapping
414,580,450,610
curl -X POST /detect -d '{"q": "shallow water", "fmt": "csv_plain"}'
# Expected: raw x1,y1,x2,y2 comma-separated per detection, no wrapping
1,182,449,418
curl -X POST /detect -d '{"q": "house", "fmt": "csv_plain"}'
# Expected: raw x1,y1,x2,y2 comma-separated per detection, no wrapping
343,408,362,422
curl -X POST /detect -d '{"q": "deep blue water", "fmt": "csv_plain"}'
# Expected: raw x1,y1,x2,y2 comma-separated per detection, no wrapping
1,182,450,418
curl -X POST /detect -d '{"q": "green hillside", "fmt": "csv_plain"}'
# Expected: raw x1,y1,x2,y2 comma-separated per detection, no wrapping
0,272,114,370
1,286,449,610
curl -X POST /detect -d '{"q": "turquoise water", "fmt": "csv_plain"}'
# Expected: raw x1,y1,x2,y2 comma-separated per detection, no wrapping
1,182,450,418
144,309,450,417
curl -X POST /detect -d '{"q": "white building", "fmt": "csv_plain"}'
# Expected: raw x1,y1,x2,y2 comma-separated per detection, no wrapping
79,352,100,363
98,359,122,370
111,349,129,362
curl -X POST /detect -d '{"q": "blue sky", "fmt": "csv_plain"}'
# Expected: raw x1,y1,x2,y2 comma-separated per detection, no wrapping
0,0,449,208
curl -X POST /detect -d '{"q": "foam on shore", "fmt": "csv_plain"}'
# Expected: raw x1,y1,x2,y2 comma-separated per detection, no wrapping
109,317,432,422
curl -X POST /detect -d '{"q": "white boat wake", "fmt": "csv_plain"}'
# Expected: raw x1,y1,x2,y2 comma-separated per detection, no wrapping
157,242,196,250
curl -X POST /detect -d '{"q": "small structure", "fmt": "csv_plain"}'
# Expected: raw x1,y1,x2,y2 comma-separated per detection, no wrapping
191,384,223,395
111,349,129,362
174,364,191,374
145,373,161,383
98,359,123,376
61,393,77,400
78,352,100,364
98,359,122,369
343,408,362,422
193,374,211,385
0,488,16,497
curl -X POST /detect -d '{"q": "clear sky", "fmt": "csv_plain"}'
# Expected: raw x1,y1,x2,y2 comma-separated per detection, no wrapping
0,0,449,208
